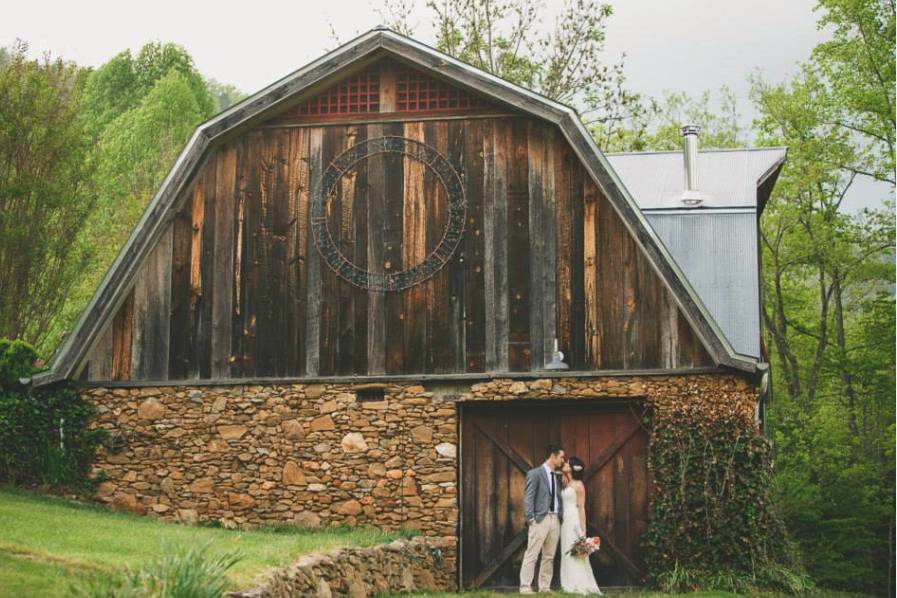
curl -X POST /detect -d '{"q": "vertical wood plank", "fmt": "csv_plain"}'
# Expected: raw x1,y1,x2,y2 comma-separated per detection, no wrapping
463,120,486,372
131,226,172,379
541,128,558,368
86,321,113,381
597,191,623,368
350,126,369,374
230,138,249,377
383,122,405,374
294,128,311,375
583,180,600,367
659,287,679,368
379,62,396,112
402,121,427,373
424,120,454,373
168,185,194,379
507,120,530,371
634,242,661,368
366,124,386,374
254,129,278,376
197,157,217,377
304,127,324,375
555,141,573,367
335,126,359,375
621,221,637,369
484,120,509,371
318,126,343,375
212,144,237,378
446,120,467,372
527,123,545,369
570,162,586,369
111,291,134,380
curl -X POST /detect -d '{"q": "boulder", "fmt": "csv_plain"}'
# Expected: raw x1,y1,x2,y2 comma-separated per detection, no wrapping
310,415,335,432
294,511,322,528
340,432,368,453
137,398,165,421
435,443,456,458
282,461,306,485
217,425,248,440
189,477,214,493
410,425,432,443
282,419,304,440
334,499,363,516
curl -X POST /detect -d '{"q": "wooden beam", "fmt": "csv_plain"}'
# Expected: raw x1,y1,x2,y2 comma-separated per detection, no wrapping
582,423,644,484
471,530,528,588
473,420,533,475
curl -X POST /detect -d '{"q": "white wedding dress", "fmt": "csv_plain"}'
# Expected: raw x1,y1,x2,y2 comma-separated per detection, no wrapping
560,485,604,595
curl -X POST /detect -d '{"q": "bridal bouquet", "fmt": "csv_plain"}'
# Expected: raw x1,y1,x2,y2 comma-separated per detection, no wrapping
567,535,601,558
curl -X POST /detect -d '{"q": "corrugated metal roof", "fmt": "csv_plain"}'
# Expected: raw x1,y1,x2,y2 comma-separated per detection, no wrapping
606,148,786,210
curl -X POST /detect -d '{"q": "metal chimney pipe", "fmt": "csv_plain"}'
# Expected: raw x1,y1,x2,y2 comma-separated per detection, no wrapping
680,124,702,206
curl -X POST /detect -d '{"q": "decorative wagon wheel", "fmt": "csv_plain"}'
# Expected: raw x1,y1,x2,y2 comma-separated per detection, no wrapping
311,136,467,292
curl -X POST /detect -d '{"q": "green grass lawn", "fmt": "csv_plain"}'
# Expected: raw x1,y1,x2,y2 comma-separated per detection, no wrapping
0,488,878,598
388,592,873,598
0,486,405,597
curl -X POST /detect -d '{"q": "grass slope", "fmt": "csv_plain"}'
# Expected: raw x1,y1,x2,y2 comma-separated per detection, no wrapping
0,487,403,596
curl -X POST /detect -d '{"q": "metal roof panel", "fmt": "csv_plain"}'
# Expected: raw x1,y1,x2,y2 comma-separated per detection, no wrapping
606,147,786,210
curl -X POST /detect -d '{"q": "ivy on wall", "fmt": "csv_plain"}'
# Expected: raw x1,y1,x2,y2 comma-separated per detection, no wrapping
643,393,809,593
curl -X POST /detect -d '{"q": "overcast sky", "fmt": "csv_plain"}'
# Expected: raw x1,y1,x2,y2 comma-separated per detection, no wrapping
3,0,890,209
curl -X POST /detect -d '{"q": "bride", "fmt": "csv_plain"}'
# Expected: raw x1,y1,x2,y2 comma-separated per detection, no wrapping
560,456,604,595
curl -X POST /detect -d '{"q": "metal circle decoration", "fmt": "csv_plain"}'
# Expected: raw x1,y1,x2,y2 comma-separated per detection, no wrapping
311,136,466,292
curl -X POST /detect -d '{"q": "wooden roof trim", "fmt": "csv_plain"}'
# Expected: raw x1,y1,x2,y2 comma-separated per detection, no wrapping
35,27,758,387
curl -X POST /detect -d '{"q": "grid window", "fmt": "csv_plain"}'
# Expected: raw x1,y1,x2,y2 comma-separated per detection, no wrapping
298,70,381,115
395,69,486,112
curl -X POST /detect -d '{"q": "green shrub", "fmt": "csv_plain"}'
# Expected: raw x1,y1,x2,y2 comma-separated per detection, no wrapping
0,339,105,486
71,542,242,598
645,409,808,594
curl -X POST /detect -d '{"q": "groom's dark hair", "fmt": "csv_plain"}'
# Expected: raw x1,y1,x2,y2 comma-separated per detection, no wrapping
546,443,564,458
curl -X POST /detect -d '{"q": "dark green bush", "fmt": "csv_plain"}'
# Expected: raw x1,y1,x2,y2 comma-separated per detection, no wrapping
644,409,809,594
0,339,105,486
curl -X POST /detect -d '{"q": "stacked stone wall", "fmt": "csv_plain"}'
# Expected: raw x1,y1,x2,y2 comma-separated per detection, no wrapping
228,536,454,597
83,373,758,586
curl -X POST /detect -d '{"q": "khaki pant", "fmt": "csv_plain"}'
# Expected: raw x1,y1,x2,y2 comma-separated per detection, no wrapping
519,513,560,592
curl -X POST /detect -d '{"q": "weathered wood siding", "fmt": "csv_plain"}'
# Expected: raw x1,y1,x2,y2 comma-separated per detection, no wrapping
82,116,712,382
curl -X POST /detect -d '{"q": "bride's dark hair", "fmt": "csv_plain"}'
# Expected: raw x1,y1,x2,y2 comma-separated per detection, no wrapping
568,456,586,481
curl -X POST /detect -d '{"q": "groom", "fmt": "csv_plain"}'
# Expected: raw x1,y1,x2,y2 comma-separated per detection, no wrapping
519,444,566,594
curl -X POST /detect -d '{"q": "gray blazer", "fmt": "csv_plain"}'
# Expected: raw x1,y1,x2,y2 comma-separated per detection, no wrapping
523,465,564,523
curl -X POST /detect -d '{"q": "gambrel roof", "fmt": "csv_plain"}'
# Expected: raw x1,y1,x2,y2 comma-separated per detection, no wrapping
36,27,765,386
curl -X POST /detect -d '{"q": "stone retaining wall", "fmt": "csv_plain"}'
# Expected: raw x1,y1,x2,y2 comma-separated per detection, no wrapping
228,536,454,597
83,373,757,584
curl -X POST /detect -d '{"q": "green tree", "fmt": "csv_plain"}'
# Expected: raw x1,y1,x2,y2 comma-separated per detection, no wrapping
378,0,649,148
812,0,895,184
601,87,745,152
93,70,214,246
750,0,895,590
50,43,219,354
205,77,247,113
0,42,95,351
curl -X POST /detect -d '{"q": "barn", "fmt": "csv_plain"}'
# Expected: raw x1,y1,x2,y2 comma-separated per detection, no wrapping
36,28,785,590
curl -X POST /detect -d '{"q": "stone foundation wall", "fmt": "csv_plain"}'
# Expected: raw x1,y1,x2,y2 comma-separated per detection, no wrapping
83,373,757,585
228,536,454,597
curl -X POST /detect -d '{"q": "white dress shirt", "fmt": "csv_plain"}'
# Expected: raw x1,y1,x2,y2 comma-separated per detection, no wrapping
543,463,558,513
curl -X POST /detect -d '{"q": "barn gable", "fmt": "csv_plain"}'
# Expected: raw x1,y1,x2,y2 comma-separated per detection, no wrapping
37,28,760,386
